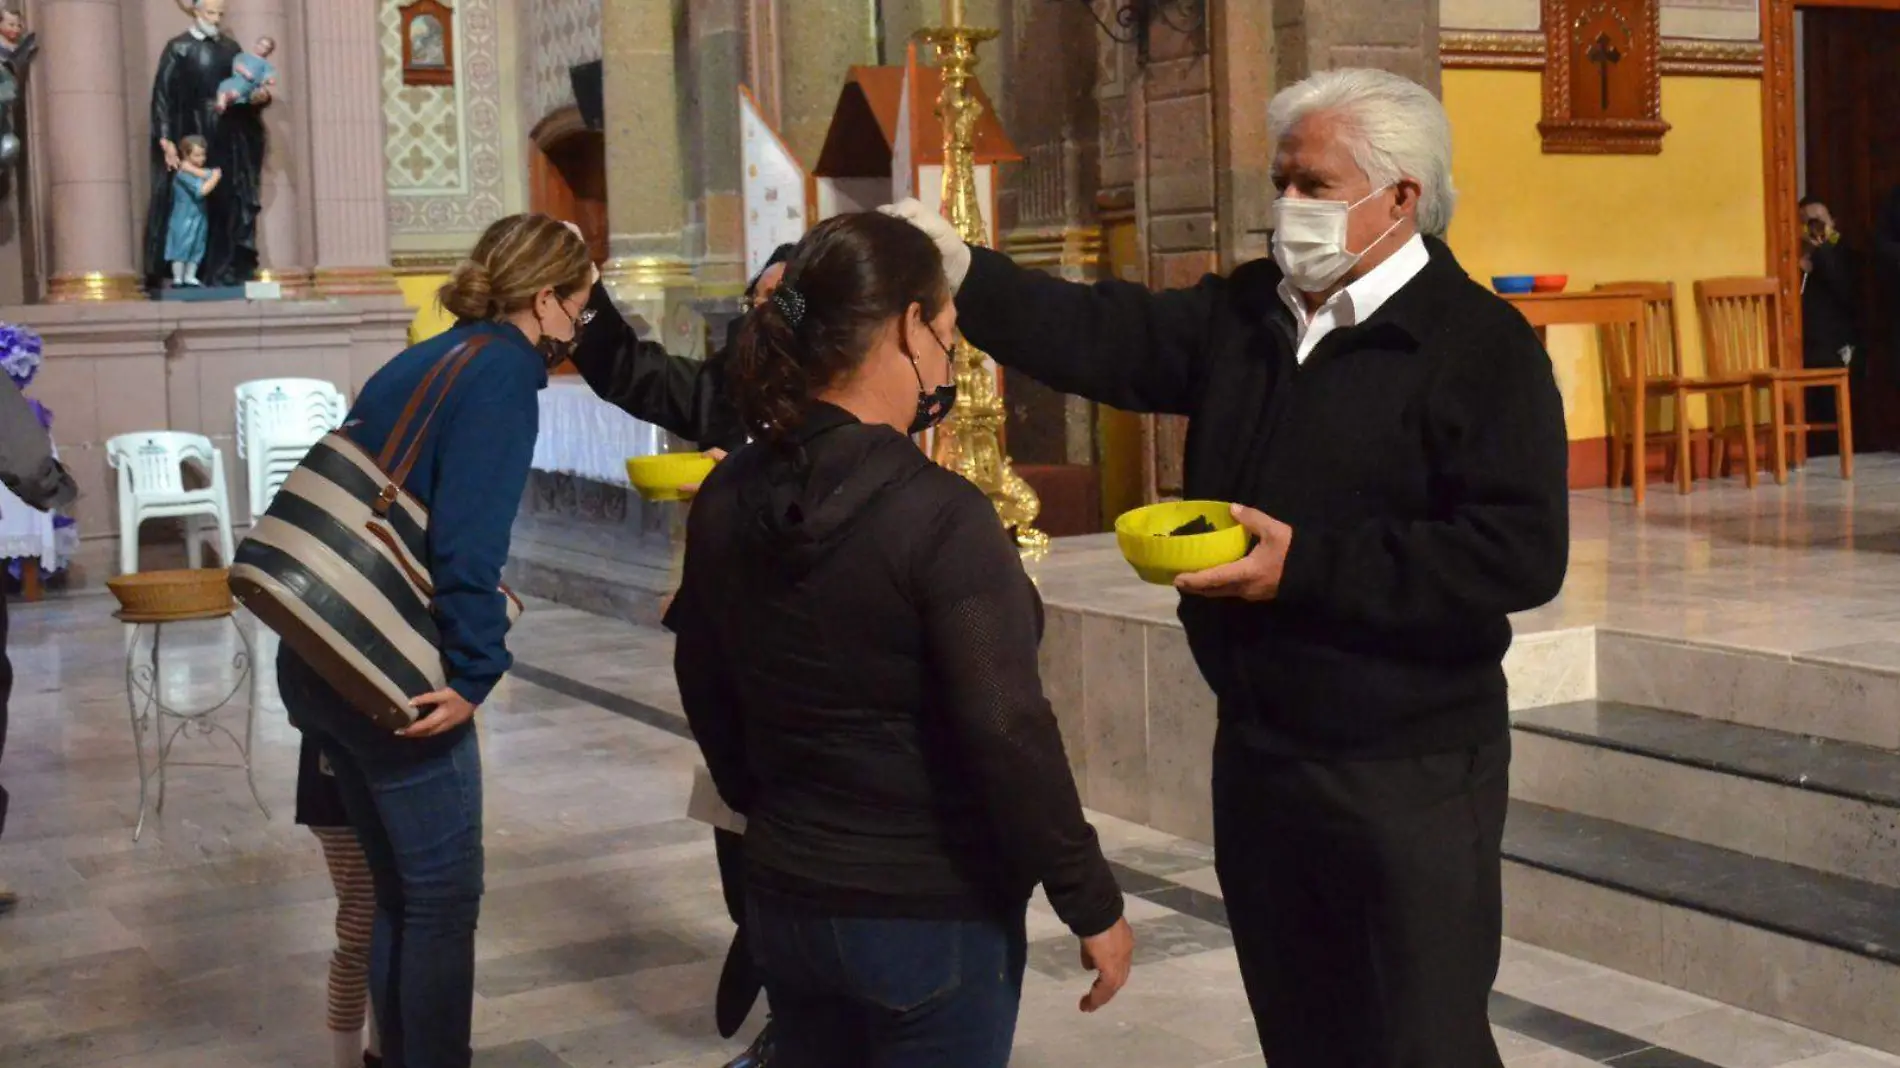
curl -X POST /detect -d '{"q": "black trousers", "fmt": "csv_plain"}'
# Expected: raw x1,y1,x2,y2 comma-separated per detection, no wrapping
1212,725,1510,1068
0,590,11,839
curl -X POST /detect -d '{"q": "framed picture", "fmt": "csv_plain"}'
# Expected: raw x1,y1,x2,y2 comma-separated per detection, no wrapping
400,0,454,87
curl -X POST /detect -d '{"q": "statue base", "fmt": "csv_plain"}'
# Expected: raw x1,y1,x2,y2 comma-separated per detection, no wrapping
154,285,251,303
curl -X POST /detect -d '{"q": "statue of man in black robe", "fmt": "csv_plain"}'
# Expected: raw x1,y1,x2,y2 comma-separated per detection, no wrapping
140,0,269,291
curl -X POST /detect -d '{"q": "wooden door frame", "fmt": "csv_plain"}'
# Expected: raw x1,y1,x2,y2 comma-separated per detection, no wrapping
1762,0,1900,371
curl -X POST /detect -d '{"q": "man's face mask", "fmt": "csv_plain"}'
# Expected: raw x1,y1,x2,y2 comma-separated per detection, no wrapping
1271,185,1403,293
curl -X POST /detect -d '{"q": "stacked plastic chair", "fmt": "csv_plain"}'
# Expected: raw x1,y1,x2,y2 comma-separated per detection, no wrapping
234,378,348,524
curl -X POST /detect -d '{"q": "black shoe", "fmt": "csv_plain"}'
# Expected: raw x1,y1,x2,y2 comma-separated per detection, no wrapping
724,1020,774,1068
0,889,17,915
363,1055,382,1068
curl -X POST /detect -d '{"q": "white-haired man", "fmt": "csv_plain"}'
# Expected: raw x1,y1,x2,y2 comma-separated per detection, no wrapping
887,67,1567,1067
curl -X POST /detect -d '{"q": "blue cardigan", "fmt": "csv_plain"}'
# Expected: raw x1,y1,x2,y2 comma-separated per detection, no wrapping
348,321,545,706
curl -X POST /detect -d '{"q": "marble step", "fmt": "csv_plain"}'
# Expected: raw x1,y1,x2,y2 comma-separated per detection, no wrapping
1595,629,1900,750
1511,700,1900,887
1502,800,1900,1054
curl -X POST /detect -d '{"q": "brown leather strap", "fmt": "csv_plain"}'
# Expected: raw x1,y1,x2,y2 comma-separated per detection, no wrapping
377,337,489,471
388,337,489,488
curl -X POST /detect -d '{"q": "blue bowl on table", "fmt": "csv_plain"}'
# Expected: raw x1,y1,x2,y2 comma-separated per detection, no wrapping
1492,275,1536,295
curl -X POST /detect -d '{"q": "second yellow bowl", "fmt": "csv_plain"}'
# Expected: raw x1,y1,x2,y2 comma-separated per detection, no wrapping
625,453,717,502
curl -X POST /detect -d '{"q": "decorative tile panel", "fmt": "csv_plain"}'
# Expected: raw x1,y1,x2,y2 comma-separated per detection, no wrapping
380,0,508,235
525,0,601,127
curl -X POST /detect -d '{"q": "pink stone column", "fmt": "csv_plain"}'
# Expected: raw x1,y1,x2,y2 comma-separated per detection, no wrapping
40,0,141,301
229,0,311,294
302,0,395,296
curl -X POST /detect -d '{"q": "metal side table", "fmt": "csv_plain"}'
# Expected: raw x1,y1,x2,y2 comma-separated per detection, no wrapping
120,605,270,840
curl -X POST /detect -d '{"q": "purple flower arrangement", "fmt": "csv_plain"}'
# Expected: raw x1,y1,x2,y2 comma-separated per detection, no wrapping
0,320,72,580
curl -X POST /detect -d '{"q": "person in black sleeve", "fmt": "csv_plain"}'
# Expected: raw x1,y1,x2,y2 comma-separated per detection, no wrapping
565,239,752,454
888,67,1568,1068
666,211,1134,1068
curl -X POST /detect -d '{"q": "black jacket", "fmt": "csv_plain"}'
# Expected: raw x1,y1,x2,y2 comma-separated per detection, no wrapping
667,404,1123,937
1803,240,1859,367
955,238,1570,759
569,283,748,450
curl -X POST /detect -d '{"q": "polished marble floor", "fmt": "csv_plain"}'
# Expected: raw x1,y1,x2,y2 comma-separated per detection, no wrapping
5,458,1900,1067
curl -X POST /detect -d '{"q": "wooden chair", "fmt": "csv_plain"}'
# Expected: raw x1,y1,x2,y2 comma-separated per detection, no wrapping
1693,277,1852,485
1595,282,1757,495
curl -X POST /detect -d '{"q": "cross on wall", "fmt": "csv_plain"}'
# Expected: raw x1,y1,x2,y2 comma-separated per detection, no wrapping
1586,31,1623,110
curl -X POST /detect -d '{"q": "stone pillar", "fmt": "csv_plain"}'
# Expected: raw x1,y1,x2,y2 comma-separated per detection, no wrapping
601,0,692,319
302,0,397,296
1273,0,1442,94
40,0,141,302
1213,0,1277,270
231,0,312,296
690,0,745,291
780,0,878,169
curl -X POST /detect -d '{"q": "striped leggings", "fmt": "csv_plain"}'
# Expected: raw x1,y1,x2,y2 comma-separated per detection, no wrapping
312,826,376,1033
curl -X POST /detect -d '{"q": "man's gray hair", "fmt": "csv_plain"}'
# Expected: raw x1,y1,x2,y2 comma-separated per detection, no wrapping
1266,68,1457,238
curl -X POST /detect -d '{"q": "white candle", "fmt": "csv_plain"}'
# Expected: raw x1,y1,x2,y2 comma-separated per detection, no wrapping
944,0,964,27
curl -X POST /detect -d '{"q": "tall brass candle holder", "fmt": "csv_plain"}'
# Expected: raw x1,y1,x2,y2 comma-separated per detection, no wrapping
916,21,1046,553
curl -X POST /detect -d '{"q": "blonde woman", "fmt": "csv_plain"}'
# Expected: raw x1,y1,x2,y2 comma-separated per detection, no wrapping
276,213,598,1068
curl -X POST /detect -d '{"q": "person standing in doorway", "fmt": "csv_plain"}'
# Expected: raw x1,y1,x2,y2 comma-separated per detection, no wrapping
887,67,1568,1068
1800,196,1859,452
0,373,77,915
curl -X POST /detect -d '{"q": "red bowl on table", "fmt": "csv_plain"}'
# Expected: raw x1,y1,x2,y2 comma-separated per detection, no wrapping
1531,274,1569,293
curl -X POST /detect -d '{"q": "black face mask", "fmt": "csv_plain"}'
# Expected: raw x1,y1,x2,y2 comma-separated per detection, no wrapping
536,296,591,369
908,325,958,436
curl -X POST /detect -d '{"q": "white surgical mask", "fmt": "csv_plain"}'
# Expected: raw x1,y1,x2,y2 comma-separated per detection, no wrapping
1272,186,1403,294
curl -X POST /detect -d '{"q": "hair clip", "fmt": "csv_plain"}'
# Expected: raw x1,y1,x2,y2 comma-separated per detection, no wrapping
771,285,806,327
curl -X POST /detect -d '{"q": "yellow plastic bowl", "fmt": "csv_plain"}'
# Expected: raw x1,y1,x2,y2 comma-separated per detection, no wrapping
625,453,717,502
1115,500,1249,586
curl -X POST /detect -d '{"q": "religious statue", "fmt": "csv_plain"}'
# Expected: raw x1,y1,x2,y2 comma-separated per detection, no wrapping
164,135,222,287
0,7,40,170
217,36,278,113
140,0,271,292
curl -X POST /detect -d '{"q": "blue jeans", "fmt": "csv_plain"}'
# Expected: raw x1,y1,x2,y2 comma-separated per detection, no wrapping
745,893,1029,1068
282,655,484,1068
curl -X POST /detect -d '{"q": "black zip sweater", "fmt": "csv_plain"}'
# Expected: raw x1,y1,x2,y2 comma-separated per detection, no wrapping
668,405,1123,937
956,238,1569,759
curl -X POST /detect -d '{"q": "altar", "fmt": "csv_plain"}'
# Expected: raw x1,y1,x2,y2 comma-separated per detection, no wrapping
505,379,687,626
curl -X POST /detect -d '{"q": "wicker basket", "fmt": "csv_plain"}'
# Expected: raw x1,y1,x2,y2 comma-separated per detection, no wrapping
107,568,235,622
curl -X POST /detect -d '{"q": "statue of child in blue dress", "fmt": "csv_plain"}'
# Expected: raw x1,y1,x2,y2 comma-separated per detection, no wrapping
215,36,277,114
165,135,222,287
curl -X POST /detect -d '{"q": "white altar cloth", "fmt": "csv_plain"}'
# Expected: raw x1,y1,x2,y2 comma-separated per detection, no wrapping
0,481,56,570
532,378,665,487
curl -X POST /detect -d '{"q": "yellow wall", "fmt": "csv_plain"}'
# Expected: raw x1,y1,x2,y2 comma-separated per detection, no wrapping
397,273,457,345
1443,69,1767,440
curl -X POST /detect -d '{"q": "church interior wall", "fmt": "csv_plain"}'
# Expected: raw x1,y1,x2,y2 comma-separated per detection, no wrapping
378,0,528,342
1437,1,1766,485
1444,68,1767,462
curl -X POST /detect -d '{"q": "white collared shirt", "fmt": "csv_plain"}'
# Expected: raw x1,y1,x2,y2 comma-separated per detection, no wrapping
1277,233,1431,364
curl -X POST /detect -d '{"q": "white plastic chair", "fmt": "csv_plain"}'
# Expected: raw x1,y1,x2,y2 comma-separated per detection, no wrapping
235,378,346,522
106,432,236,576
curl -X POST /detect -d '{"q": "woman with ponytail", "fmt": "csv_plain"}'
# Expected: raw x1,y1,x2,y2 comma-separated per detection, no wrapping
665,211,1135,1068
279,212,596,1068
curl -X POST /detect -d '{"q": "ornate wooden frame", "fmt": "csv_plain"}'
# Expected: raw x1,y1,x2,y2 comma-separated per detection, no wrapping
1538,0,1671,154
1440,30,1763,77
1760,0,1801,371
399,0,455,87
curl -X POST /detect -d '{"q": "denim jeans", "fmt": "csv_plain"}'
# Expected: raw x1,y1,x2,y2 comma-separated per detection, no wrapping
282,654,484,1068
745,893,1028,1068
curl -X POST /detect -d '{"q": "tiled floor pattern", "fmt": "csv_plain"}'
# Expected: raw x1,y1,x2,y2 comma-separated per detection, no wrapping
0,591,1895,1067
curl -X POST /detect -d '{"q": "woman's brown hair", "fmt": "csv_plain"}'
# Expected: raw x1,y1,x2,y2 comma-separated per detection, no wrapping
437,213,592,322
728,212,947,440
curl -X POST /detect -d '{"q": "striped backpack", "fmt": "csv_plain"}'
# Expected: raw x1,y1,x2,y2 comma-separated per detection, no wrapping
229,337,523,731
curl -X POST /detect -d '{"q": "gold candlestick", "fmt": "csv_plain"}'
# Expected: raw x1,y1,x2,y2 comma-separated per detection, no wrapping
916,23,1046,553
